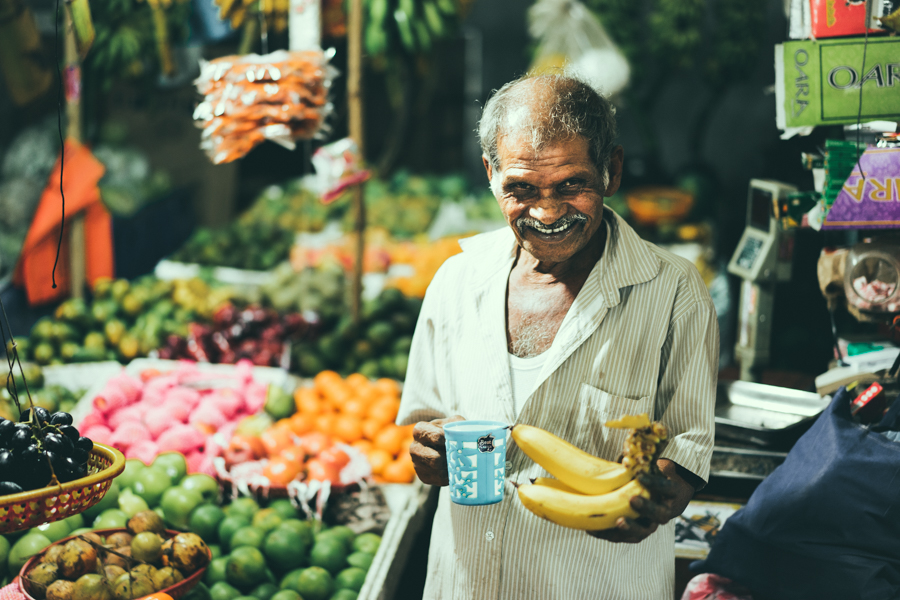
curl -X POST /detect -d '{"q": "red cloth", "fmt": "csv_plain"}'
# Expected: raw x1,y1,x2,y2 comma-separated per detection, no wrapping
13,138,113,305
0,580,27,600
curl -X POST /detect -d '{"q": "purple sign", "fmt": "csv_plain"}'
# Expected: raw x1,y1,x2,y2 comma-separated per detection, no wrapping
823,148,900,230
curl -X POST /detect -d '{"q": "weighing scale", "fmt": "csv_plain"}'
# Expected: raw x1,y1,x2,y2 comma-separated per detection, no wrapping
728,180,798,381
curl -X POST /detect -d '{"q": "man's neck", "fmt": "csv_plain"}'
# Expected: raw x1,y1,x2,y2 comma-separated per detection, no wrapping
514,223,607,287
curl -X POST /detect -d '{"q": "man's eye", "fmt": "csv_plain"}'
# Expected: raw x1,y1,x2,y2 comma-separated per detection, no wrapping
559,180,584,191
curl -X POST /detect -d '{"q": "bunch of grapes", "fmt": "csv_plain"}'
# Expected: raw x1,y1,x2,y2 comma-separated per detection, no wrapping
0,407,93,494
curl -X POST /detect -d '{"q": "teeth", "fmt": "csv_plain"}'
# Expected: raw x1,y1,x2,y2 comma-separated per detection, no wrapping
532,221,574,234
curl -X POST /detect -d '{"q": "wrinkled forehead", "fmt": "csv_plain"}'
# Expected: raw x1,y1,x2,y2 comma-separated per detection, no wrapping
496,104,584,165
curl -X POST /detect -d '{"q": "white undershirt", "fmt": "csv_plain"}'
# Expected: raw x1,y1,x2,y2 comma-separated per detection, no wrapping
508,352,547,416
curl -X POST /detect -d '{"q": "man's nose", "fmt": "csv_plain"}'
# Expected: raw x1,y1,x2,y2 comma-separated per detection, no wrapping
528,195,567,224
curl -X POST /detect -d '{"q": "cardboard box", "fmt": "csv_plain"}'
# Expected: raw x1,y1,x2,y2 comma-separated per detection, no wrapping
775,37,900,129
809,0,891,39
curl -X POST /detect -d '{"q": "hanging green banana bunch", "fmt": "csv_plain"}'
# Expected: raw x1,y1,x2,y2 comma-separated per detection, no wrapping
362,0,458,58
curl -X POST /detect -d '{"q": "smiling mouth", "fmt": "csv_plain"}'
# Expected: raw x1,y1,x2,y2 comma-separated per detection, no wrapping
518,215,586,241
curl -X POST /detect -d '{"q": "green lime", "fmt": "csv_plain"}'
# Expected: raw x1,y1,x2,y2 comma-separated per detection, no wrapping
133,466,173,507
0,535,10,572
191,504,227,544
226,498,260,522
117,459,146,490
351,533,380,555
226,546,268,589
34,520,71,542
264,385,295,421
250,582,279,600
323,527,355,553
266,500,297,521
210,582,242,600
329,591,357,600
278,520,313,546
270,591,301,600
279,569,304,591
346,552,373,573
263,527,309,574
230,526,266,550
181,474,220,503
93,508,129,530
209,545,222,559
334,568,366,592
309,538,347,575
8,533,50,574
218,516,251,552
295,567,333,600
184,582,212,600
205,557,230,586
234,596,257,600
251,509,282,534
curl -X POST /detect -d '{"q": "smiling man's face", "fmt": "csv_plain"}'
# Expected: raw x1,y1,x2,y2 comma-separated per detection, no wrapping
485,133,621,266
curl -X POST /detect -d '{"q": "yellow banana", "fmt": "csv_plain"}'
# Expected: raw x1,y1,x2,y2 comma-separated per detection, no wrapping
511,424,634,495
605,413,651,429
531,477,583,494
516,479,650,531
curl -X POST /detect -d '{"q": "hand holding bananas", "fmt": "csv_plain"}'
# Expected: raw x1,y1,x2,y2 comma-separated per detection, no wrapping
408,415,464,486
513,414,697,542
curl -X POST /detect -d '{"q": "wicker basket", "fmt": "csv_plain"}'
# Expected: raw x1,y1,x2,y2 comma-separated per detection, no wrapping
19,528,210,600
0,443,125,534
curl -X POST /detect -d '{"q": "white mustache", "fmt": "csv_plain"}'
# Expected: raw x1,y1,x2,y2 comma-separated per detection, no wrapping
516,214,587,234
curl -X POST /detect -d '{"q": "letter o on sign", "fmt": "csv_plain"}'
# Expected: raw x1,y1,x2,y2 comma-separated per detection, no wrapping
794,49,809,66
829,66,858,89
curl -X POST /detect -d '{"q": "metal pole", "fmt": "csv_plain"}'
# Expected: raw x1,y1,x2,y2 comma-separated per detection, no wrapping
63,1,86,300
348,0,365,322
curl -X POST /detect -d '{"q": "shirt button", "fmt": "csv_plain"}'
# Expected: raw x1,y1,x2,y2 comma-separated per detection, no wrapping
485,530,495,542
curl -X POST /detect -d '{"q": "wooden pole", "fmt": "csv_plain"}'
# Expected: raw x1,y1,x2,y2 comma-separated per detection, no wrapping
347,0,365,322
63,2,86,300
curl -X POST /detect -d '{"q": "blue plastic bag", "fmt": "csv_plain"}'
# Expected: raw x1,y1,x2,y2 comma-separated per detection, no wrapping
692,387,900,600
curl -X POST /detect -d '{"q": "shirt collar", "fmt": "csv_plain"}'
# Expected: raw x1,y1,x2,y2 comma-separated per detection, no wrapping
458,207,661,302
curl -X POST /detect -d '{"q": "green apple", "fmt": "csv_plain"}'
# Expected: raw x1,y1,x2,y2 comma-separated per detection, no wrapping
8,533,50,574
117,459,147,491
181,474,220,503
153,453,188,484
63,513,85,531
226,498,260,522
133,466,172,508
118,488,151,518
93,508,129,530
160,487,205,530
34,520,71,543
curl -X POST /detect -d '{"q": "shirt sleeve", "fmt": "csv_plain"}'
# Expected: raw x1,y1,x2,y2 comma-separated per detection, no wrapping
396,264,452,426
656,296,719,485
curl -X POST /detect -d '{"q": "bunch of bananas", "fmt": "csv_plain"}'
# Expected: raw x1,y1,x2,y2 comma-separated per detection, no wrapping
216,0,289,33
512,414,668,531
364,0,457,57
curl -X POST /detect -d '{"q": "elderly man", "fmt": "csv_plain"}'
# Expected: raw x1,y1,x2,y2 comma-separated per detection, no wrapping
396,74,718,599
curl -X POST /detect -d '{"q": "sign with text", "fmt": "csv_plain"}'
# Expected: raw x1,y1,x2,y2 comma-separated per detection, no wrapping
775,37,900,130
823,147,900,229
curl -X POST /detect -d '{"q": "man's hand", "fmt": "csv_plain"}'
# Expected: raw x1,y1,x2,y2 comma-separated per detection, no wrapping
587,458,696,543
409,416,465,486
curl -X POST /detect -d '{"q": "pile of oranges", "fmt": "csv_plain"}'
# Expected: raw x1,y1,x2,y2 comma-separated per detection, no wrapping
268,371,416,484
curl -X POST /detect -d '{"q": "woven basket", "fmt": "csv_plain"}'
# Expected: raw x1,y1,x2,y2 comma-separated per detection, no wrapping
19,528,210,600
0,443,125,534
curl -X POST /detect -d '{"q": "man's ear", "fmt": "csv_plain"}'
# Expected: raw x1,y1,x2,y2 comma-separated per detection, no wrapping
482,155,494,184
604,146,624,197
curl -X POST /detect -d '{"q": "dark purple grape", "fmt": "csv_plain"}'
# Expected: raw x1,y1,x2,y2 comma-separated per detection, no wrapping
0,449,12,478
20,407,49,425
0,420,13,444
49,412,73,426
75,437,93,453
10,427,32,450
59,425,79,442
73,448,90,464
44,433,74,455
0,481,23,495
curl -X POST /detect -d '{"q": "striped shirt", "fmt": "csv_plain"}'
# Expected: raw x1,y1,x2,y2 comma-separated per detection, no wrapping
397,208,718,600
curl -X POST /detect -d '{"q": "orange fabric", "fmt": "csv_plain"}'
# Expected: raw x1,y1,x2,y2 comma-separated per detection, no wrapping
13,139,113,305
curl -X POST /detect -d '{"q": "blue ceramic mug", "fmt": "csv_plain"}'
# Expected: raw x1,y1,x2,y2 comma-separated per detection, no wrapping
443,420,509,506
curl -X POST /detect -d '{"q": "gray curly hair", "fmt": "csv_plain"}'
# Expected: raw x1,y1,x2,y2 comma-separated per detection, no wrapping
478,74,618,185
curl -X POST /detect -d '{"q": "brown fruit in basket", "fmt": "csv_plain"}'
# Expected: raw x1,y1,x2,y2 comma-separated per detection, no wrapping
43,545,65,566
72,574,112,600
127,512,165,536
160,533,209,574
112,573,154,600
59,541,99,580
46,580,74,600
103,566,126,581
26,562,59,599
79,534,105,547
129,564,157,580
105,533,133,549
103,547,131,570
151,567,183,591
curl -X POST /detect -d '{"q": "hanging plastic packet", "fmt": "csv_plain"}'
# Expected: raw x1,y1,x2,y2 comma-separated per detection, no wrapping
311,137,370,203
193,48,337,164
527,0,630,95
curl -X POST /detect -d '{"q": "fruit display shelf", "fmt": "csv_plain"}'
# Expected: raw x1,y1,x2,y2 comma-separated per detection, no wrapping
154,260,279,288
18,528,211,600
0,444,125,534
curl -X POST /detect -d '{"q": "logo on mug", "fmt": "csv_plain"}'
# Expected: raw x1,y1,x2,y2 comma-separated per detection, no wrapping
477,434,496,453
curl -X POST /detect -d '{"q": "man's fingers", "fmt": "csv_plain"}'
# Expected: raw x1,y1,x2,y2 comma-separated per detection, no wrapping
409,442,446,471
637,473,678,499
630,495,671,525
616,516,659,539
586,516,657,544
413,415,465,450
